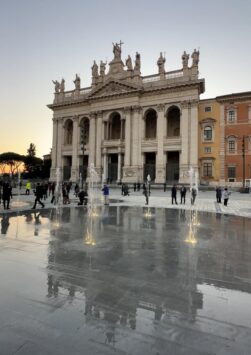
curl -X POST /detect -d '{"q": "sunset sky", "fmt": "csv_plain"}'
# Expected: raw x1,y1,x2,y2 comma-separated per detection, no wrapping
1,0,251,158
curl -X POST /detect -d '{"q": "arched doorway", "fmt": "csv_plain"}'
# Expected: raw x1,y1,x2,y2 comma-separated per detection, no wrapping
108,112,121,139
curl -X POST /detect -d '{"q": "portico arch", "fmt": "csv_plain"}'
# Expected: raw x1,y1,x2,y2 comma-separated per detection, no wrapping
79,117,90,143
145,109,157,139
64,119,73,145
166,106,180,137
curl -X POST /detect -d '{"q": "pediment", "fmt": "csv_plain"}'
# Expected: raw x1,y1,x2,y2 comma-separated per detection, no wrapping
88,80,140,98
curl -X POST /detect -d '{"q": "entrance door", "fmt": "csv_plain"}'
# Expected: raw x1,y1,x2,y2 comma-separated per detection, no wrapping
144,153,156,181
108,154,118,183
166,151,179,182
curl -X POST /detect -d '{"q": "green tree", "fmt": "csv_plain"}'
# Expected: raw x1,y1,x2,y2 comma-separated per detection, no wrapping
0,152,25,175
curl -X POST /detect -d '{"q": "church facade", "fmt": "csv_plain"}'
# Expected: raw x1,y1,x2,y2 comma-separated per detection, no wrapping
48,43,205,184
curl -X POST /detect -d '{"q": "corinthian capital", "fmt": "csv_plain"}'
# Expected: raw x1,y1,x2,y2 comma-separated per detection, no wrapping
157,103,165,112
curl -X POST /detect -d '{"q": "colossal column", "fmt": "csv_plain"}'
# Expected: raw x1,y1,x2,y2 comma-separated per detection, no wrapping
155,104,165,183
56,118,63,173
96,111,103,181
117,148,122,182
179,101,190,183
124,106,131,166
89,113,96,167
219,103,225,185
190,100,199,173
70,115,79,182
103,148,107,183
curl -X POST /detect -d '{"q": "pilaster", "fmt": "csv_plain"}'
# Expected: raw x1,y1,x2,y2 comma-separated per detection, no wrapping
155,104,165,183
95,111,103,181
219,104,225,184
70,115,79,182
179,101,190,183
89,112,96,167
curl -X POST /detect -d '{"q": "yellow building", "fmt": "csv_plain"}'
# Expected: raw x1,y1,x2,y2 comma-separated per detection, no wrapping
198,99,221,185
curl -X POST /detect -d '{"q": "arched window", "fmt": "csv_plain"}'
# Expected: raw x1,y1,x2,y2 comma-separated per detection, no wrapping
204,126,212,141
145,109,157,139
109,113,121,140
167,107,180,137
64,119,73,145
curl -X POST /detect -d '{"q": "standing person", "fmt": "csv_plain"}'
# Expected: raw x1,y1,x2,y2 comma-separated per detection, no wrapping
171,184,178,205
102,184,109,205
142,183,149,205
121,183,124,196
216,186,222,203
133,183,136,192
223,187,230,206
32,183,45,209
191,184,197,205
0,181,3,204
2,182,12,210
163,183,166,192
180,185,187,204
74,183,80,197
25,181,31,195
137,182,140,191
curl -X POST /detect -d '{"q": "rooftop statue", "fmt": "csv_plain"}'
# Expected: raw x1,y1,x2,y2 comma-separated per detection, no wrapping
52,80,60,93
59,79,65,93
182,51,189,69
126,55,133,70
134,52,141,72
157,52,166,74
100,60,106,76
91,60,99,78
191,49,200,66
73,74,81,90
113,42,122,60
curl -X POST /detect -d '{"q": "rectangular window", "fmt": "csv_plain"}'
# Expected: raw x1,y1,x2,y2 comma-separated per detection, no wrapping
228,166,236,178
228,110,235,122
204,147,211,153
228,140,235,153
204,106,212,112
203,162,212,177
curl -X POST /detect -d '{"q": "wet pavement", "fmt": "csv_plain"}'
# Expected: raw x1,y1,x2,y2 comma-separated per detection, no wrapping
1,206,251,355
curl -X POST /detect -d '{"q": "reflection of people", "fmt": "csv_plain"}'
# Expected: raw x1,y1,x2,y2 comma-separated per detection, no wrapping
1,215,10,234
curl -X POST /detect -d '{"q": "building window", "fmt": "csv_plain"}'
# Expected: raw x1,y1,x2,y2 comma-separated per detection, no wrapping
228,139,236,153
203,162,212,177
204,126,212,141
204,106,212,112
204,147,211,153
228,166,236,179
228,110,235,123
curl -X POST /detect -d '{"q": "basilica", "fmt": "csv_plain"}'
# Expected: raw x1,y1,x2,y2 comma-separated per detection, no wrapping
48,43,205,184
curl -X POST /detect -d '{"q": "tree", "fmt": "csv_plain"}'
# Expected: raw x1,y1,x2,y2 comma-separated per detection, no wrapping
27,143,36,157
0,152,25,175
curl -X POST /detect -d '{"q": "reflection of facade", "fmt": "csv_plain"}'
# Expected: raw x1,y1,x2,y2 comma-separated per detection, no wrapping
49,44,205,183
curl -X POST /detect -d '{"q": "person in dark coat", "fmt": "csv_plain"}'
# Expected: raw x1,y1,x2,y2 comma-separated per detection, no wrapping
171,184,178,205
32,183,45,209
2,182,12,209
142,183,149,205
78,190,88,205
180,185,187,204
216,186,222,203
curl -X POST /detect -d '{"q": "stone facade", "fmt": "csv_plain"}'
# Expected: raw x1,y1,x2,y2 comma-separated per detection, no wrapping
48,44,205,184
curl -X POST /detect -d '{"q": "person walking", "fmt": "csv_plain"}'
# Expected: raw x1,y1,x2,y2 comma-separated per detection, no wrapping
171,184,178,205
216,186,222,203
32,183,45,209
102,184,109,205
142,183,149,205
191,184,197,205
25,181,31,195
2,182,12,209
180,185,187,204
223,187,230,206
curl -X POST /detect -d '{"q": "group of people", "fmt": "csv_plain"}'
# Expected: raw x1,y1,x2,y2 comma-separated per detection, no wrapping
171,184,197,205
216,186,231,206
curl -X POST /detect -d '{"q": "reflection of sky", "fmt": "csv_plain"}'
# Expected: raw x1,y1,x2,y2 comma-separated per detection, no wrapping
1,0,251,157
198,283,251,328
